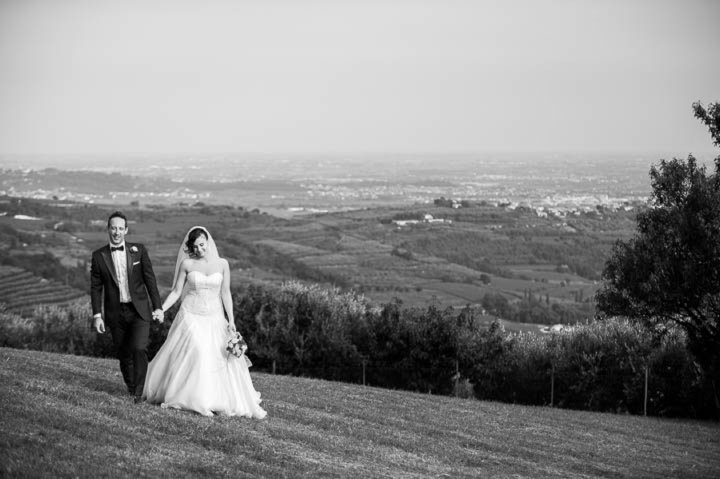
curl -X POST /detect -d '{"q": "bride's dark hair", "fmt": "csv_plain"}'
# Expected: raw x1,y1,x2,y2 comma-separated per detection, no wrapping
185,227,209,256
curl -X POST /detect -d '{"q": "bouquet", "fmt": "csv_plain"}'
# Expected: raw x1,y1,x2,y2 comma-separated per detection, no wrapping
226,330,252,367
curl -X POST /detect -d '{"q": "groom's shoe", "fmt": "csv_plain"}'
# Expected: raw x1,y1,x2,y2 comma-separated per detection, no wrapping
133,395,144,404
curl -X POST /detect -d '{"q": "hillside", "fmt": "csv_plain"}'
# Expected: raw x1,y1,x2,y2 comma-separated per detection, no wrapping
0,265,86,315
0,196,639,327
1,347,719,478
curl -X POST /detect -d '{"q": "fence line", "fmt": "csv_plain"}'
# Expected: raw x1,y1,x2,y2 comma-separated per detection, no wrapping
255,359,665,416
546,364,650,415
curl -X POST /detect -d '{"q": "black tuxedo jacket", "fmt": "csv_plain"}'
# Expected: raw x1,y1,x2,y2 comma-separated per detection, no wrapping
90,242,162,325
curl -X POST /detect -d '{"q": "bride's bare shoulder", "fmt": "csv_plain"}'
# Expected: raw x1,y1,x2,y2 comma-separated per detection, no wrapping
180,258,195,270
211,258,229,270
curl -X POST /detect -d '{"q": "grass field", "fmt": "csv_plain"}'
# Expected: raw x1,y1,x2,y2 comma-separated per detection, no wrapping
1,348,719,478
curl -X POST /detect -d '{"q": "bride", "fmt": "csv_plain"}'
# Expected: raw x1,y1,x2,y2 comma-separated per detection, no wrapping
143,226,266,418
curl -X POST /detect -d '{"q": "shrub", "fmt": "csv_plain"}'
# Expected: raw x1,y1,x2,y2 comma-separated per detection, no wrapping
233,281,369,381
2,282,715,418
0,300,112,357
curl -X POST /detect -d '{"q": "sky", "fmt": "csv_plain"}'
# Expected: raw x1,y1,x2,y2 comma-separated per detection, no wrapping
0,0,719,157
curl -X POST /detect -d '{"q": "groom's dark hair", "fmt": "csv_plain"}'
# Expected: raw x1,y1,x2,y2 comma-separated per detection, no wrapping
107,211,128,228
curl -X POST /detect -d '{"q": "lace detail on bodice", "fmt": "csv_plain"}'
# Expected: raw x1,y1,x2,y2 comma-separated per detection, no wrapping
181,271,224,315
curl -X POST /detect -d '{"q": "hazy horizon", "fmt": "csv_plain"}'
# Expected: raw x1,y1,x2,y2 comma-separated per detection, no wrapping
1,0,719,158
2,150,718,171
1,151,709,215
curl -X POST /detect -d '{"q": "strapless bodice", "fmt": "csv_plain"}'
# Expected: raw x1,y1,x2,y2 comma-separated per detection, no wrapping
181,271,223,315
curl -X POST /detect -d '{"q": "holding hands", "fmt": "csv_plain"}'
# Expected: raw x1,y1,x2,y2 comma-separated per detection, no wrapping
152,309,164,323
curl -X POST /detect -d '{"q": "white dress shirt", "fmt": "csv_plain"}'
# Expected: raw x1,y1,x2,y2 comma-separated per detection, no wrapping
111,242,132,303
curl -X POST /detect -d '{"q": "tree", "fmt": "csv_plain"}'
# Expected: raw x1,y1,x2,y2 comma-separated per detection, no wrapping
596,101,720,414
693,101,720,148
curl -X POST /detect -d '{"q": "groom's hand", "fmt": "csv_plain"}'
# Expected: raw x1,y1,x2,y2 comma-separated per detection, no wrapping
93,316,106,334
153,309,164,323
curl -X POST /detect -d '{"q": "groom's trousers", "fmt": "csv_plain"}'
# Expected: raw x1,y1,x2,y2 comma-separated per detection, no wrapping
109,303,150,397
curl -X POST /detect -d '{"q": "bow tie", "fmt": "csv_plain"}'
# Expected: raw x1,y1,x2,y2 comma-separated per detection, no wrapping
111,245,124,252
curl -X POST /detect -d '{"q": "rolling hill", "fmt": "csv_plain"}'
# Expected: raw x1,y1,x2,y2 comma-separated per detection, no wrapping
1,196,636,326
1,347,719,478
0,265,86,316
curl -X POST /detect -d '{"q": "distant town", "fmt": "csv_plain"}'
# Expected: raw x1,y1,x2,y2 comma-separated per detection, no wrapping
1,160,650,219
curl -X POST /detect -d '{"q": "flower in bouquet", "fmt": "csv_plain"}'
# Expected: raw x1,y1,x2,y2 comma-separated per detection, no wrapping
226,330,253,367
226,331,248,357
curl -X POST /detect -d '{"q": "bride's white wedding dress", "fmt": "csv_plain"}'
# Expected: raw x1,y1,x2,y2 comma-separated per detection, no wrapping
143,271,266,418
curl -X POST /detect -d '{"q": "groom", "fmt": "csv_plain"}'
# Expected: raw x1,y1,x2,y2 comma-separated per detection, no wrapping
90,211,163,403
